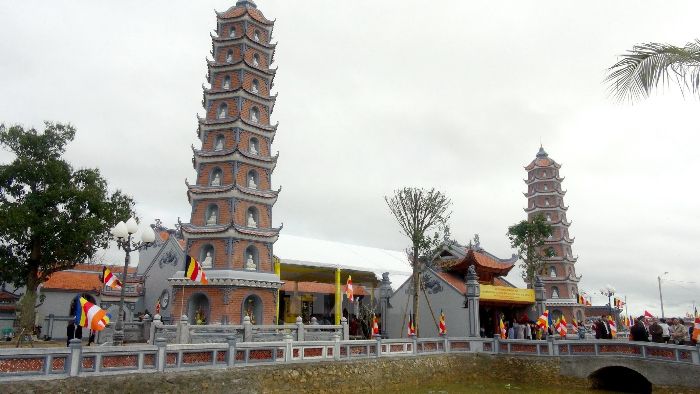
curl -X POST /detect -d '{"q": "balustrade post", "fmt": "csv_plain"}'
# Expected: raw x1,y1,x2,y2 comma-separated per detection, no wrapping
310,316,318,325
465,266,481,337
284,333,293,362
155,337,167,372
333,334,341,361
67,338,82,377
177,315,189,344
412,335,418,355
243,315,253,342
375,335,382,358
694,344,700,365
341,316,349,340
296,316,304,341
142,314,152,344
379,272,392,338
226,335,237,367
493,334,500,354
150,314,162,344
547,336,555,356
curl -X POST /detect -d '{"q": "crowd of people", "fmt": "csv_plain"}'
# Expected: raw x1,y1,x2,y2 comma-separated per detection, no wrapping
630,316,694,345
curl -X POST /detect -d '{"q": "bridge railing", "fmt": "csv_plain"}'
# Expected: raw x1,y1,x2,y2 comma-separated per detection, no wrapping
0,335,697,381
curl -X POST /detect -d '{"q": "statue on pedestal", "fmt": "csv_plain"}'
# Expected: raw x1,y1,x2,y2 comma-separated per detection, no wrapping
247,212,257,228
246,253,256,270
202,251,213,268
211,172,221,186
248,175,257,189
206,210,217,226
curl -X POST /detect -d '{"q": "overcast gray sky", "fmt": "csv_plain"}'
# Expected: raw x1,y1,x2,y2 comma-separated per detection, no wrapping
1,0,698,318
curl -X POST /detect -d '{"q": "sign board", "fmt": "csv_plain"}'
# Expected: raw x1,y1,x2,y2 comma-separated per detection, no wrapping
480,285,535,304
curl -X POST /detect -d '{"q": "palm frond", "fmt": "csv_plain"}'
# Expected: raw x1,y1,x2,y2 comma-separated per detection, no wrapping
605,39,700,103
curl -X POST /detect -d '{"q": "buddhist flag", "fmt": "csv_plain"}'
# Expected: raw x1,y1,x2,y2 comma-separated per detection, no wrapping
408,312,416,336
556,316,568,337
499,316,507,339
536,310,549,330
571,319,579,333
372,314,379,336
438,310,447,335
608,316,617,338
74,296,111,331
185,255,208,284
345,276,354,302
102,267,123,290
692,317,700,343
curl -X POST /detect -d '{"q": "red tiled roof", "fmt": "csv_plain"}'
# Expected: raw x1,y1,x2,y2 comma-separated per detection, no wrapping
72,264,137,274
280,281,367,296
43,271,102,293
436,272,466,294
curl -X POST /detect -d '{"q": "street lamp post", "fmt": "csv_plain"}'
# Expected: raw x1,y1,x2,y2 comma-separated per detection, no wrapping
658,272,669,319
599,284,616,317
110,218,155,346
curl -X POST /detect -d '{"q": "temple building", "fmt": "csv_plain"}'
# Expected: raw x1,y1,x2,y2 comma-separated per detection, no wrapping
171,0,283,325
524,147,584,322
386,239,536,338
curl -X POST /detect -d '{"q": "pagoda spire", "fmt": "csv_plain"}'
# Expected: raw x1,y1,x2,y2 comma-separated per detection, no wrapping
170,1,282,326
523,147,583,324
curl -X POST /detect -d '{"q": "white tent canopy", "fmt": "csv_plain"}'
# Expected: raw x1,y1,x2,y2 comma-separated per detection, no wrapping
274,234,412,290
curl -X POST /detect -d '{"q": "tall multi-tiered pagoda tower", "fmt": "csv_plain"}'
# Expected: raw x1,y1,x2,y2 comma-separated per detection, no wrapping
524,147,584,322
171,0,282,325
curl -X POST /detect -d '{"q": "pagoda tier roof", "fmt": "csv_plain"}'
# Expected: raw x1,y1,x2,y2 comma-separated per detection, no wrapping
169,270,282,289
211,31,277,51
541,272,582,283
203,84,278,105
203,89,277,115
542,218,572,227
191,146,278,170
545,254,578,263
524,202,568,212
524,175,565,185
217,2,274,26
207,57,277,76
544,234,575,244
197,120,277,143
523,188,566,198
185,180,280,201
181,222,281,242
198,114,278,132
525,157,561,171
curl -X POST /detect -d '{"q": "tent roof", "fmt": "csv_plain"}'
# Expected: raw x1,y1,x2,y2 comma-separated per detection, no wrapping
274,234,412,289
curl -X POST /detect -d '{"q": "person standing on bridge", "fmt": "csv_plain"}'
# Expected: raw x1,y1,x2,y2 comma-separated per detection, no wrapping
671,318,689,345
649,319,664,343
659,318,671,343
630,316,650,342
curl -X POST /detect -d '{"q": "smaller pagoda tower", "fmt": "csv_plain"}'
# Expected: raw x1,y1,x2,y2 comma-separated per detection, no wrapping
524,147,584,323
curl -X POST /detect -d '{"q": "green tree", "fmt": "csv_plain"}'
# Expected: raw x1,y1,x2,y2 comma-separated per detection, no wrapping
385,187,451,336
507,214,554,287
606,39,700,102
0,122,135,336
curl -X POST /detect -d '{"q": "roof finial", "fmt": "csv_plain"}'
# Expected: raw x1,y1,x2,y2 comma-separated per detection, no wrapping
536,144,548,158
236,0,257,8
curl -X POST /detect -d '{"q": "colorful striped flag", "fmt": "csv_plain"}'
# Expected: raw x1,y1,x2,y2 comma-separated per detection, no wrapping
102,267,123,290
74,296,111,331
408,312,416,336
185,255,208,284
571,319,579,333
499,316,507,339
372,314,379,336
438,310,447,335
692,317,700,343
345,275,354,302
556,316,568,337
608,315,617,338
536,310,549,330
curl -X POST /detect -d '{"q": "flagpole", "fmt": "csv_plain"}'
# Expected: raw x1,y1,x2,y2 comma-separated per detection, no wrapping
624,296,629,327
180,281,185,318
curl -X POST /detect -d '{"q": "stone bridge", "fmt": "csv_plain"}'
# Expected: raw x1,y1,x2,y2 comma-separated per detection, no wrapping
0,334,697,391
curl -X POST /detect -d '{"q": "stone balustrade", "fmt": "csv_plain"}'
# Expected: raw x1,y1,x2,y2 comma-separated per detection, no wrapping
1,335,697,381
